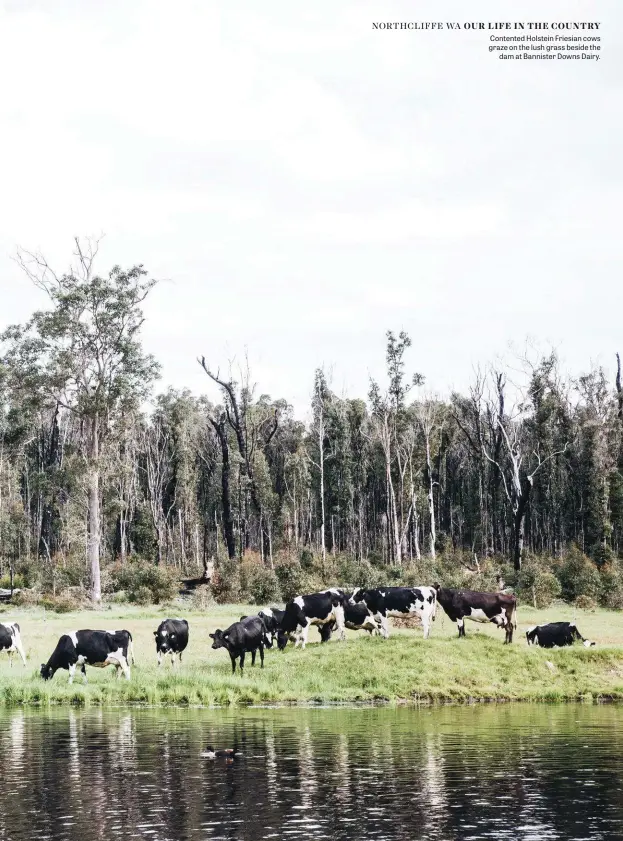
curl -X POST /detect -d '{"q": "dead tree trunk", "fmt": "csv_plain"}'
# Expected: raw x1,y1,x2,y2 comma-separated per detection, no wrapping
87,415,101,603
209,413,236,560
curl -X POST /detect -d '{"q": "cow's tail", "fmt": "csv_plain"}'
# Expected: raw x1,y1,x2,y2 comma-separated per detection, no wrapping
128,634,135,666
431,588,438,621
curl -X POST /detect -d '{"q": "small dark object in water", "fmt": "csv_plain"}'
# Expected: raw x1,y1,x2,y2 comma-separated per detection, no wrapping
201,745,242,759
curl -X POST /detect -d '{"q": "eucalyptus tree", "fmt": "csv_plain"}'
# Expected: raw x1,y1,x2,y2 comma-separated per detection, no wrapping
1,239,160,601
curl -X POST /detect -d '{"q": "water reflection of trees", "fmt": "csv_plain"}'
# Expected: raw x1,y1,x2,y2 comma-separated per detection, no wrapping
0,706,621,840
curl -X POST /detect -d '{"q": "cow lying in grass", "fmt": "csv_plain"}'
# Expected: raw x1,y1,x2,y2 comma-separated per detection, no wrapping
526,621,595,649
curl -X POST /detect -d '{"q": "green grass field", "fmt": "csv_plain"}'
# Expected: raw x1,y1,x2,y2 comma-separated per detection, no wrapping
1,601,622,707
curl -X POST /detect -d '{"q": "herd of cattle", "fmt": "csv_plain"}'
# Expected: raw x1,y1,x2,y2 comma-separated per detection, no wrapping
0,583,597,682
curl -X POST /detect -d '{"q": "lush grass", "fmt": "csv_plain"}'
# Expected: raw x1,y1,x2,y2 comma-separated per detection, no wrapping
0,601,622,707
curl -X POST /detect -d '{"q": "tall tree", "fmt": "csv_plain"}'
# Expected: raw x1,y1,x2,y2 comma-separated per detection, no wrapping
1,239,159,601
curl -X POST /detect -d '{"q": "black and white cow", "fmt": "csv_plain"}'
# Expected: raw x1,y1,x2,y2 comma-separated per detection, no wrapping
350,586,437,639
526,621,595,649
278,589,347,650
0,622,26,666
318,598,383,642
103,629,135,667
434,584,517,644
210,615,271,675
154,619,189,666
40,630,131,683
257,607,285,647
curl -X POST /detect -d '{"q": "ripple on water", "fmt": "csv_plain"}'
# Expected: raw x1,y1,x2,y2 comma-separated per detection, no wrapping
0,705,622,840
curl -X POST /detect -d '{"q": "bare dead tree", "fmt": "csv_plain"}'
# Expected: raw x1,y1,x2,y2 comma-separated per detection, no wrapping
198,356,279,562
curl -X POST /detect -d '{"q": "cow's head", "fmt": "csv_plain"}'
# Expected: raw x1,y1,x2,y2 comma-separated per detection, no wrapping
350,587,363,604
277,630,290,651
583,639,596,648
40,663,54,681
209,630,227,650
154,627,175,652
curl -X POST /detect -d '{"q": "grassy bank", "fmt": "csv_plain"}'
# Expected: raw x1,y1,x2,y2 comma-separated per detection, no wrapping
1,602,622,707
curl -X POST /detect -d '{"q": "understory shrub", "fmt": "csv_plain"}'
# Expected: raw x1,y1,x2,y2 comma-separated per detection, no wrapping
109,561,178,605
599,563,623,609
39,593,83,613
558,545,602,602
514,557,562,608
574,594,597,610
210,558,242,604
275,561,322,601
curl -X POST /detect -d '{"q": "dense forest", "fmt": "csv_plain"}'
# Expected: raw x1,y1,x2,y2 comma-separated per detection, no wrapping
1,243,623,608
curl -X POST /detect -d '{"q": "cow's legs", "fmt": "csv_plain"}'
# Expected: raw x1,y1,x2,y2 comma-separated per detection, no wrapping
457,618,466,638
81,664,88,684
421,616,431,640
251,649,257,666
111,653,131,680
170,651,176,668
259,644,264,668
379,613,390,639
334,605,346,642
15,640,27,666
239,651,245,676
178,651,183,665
296,622,310,650
157,650,163,667
230,653,237,674
505,618,513,644
68,663,76,684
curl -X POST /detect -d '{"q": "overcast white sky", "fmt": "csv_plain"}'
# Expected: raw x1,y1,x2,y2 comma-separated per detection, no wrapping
0,0,621,413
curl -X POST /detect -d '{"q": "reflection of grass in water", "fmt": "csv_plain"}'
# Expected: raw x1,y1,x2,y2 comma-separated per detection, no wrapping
0,602,622,707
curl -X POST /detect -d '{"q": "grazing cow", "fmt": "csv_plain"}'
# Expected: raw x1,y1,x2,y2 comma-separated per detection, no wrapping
0,622,26,666
350,586,437,639
40,630,130,683
154,619,189,666
318,599,383,642
278,590,347,650
210,615,271,675
526,621,595,649
434,584,517,644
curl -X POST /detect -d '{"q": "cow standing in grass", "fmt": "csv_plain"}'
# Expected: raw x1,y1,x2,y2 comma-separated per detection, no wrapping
210,616,271,675
0,622,26,666
350,586,437,639
154,619,189,666
40,630,130,683
278,590,347,650
434,584,517,644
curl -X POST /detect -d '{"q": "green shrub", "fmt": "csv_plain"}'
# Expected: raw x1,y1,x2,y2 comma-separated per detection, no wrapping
274,561,322,601
574,594,597,611
515,558,562,608
558,545,602,602
210,558,242,604
248,567,281,605
335,556,383,590
110,561,178,605
300,549,314,571
599,563,623,609
39,594,82,613
0,573,27,590
190,585,214,611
